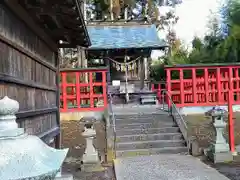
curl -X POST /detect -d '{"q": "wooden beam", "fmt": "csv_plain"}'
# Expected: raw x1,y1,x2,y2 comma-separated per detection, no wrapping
38,126,60,143
51,16,72,43
25,5,76,17
16,107,58,119
0,73,57,92
75,0,91,46
51,28,85,36
58,42,89,48
4,0,58,51
0,33,57,71
55,50,61,128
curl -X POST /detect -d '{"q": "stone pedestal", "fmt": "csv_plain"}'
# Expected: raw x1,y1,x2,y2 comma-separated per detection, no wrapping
82,126,98,163
205,107,233,163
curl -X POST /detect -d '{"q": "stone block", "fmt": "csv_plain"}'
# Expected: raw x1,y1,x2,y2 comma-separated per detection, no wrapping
55,173,73,180
189,137,203,156
205,148,233,163
213,152,233,163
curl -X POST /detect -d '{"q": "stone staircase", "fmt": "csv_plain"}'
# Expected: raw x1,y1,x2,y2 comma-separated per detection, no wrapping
113,106,188,157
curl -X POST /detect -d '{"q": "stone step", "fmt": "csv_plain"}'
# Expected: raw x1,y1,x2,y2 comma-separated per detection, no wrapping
141,99,157,105
116,146,188,157
115,117,173,125
116,127,180,136
116,139,186,150
116,133,183,142
140,95,157,98
115,122,177,129
115,113,167,118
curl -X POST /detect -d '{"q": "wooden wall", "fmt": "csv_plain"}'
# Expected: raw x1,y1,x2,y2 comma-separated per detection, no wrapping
0,4,60,146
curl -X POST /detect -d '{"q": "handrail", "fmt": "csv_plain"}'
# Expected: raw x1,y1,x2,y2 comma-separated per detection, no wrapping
108,93,117,159
161,90,188,147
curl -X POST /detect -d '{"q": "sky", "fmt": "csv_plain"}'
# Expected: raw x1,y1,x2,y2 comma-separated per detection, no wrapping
151,0,223,59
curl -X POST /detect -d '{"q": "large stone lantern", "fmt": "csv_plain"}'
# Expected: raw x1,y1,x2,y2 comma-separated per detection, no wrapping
0,96,68,180
205,106,233,163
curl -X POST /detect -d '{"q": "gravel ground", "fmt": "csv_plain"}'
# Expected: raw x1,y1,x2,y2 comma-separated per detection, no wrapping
60,112,240,180
185,113,240,180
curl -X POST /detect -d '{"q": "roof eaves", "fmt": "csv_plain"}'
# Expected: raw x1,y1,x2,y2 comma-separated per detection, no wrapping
74,0,91,47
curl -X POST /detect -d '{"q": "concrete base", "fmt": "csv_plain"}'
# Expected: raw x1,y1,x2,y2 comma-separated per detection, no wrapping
213,152,233,163
81,162,105,172
205,149,233,163
82,153,99,163
55,173,73,180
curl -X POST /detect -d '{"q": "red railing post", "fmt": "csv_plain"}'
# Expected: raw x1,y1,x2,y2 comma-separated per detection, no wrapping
228,67,236,153
151,84,154,92
89,72,94,108
234,68,239,101
179,69,184,106
102,71,107,107
216,68,222,104
166,69,171,108
62,72,67,111
204,68,209,104
192,68,197,105
76,72,81,108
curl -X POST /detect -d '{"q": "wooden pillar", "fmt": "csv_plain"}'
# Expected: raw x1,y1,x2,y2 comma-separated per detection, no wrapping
77,46,82,67
55,50,61,149
140,57,145,89
138,58,141,80
105,57,111,84
124,56,129,103
228,67,236,154
144,57,148,80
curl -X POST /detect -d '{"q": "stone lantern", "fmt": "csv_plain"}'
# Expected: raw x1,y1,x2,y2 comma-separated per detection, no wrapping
0,96,69,180
80,117,104,172
205,106,233,163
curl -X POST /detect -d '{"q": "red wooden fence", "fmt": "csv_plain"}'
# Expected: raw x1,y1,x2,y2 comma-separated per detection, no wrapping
60,67,108,112
152,64,240,107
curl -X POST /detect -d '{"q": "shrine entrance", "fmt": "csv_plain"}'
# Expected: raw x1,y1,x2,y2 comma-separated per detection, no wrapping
87,23,167,104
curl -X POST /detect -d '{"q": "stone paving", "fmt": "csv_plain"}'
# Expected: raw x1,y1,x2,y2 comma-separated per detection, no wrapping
204,160,240,180
62,162,115,180
114,154,230,180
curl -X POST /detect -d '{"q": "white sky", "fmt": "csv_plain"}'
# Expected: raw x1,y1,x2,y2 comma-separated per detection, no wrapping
151,0,223,59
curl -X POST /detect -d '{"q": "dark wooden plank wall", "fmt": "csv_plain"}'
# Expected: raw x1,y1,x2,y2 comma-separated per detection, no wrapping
0,4,60,146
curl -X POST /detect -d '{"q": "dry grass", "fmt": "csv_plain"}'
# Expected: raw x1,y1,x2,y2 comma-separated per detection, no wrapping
185,112,240,149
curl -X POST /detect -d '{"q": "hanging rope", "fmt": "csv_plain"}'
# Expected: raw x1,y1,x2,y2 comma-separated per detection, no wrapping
106,56,141,72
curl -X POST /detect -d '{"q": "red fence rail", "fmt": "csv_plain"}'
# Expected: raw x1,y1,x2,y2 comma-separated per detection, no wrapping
152,64,240,107
60,67,108,112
